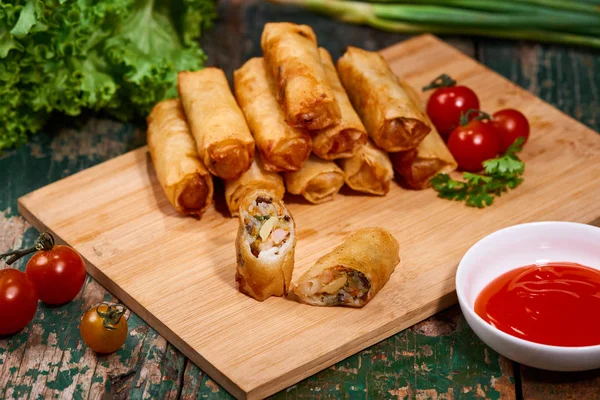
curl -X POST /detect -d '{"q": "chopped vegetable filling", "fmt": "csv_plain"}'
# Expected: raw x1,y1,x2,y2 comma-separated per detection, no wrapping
244,196,291,258
320,266,370,305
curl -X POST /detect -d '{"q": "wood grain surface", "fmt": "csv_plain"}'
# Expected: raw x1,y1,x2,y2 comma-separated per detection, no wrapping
2,2,600,399
16,34,600,400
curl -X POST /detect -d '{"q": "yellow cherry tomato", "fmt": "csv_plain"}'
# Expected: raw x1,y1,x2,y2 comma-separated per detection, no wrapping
80,303,128,354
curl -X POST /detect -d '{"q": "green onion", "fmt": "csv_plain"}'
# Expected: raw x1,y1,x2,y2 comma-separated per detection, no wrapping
269,0,600,48
375,5,600,30
356,0,556,14
359,0,600,14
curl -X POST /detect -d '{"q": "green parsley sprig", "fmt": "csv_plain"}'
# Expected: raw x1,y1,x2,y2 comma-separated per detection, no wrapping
431,138,525,208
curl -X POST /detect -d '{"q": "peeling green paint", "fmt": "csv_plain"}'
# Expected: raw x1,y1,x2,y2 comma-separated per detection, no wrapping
25,368,49,377
73,384,84,400
46,367,79,390
5,329,28,352
6,384,31,398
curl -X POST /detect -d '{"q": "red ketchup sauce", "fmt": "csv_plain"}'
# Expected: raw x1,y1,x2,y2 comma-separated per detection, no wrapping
475,262,600,347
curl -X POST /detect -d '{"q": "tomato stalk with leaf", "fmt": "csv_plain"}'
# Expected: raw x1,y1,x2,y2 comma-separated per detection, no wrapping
1,232,86,305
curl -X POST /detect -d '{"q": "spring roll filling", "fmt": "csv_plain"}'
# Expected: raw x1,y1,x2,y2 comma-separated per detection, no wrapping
299,266,371,306
244,196,292,260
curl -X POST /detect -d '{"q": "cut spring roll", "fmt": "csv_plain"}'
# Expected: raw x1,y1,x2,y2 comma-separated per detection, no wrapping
147,99,214,217
261,22,341,130
312,48,368,160
337,46,430,152
339,140,394,196
178,68,255,180
224,154,285,217
236,189,296,301
294,227,400,307
234,58,312,172
390,82,458,189
284,155,345,204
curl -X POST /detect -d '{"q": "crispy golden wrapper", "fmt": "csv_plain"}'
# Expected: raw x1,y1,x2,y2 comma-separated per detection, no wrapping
293,227,400,308
224,153,285,217
339,140,394,196
261,22,340,130
311,48,368,160
234,58,312,172
284,155,345,204
236,189,296,301
147,99,214,217
337,47,430,152
178,68,255,180
390,82,458,189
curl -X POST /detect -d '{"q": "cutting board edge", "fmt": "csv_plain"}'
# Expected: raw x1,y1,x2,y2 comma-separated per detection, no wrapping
247,291,458,400
17,198,248,400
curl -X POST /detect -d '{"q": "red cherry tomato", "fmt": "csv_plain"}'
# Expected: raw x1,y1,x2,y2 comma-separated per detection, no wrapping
26,244,86,305
425,75,480,137
493,109,530,153
448,119,500,172
0,268,38,335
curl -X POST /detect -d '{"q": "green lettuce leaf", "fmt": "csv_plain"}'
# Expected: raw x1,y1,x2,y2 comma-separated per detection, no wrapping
0,0,216,151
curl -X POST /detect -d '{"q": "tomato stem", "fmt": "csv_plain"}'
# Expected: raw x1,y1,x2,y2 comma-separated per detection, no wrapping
0,232,55,265
459,109,493,126
422,74,457,91
96,303,127,331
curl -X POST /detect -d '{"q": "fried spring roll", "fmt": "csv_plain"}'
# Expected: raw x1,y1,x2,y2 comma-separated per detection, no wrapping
390,82,458,189
311,48,368,160
234,58,312,172
147,99,214,217
178,68,255,180
261,22,341,130
284,155,345,204
294,227,400,307
339,140,394,196
236,189,296,301
224,154,285,217
337,47,430,152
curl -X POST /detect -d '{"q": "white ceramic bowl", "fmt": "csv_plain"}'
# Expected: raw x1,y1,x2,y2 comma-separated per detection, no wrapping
456,221,600,371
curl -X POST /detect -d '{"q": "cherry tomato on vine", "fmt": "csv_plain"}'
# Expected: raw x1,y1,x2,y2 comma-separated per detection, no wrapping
493,109,530,153
448,110,500,172
424,74,480,137
0,268,38,335
0,232,86,305
80,303,128,354
26,245,86,305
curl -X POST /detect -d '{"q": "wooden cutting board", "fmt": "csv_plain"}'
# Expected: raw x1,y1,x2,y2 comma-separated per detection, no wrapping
19,34,600,399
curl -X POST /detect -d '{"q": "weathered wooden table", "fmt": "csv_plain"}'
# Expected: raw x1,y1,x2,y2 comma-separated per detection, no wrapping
1,2,599,399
